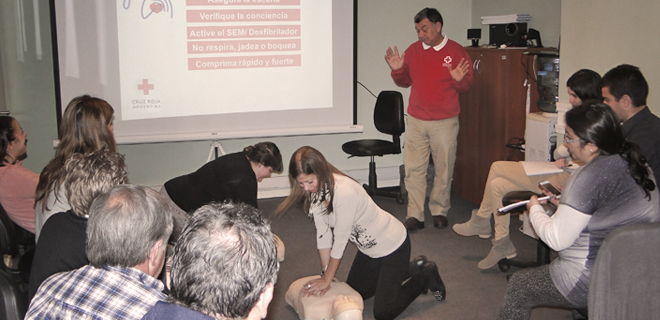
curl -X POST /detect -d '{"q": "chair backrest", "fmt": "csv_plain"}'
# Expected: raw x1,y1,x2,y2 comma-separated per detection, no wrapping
588,221,660,319
374,91,405,140
0,269,28,320
0,203,18,258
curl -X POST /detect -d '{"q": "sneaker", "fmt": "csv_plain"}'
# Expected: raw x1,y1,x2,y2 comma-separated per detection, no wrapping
408,255,428,295
408,255,427,276
421,261,446,301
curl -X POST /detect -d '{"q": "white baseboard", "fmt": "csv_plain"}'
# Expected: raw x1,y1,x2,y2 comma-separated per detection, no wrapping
257,165,402,199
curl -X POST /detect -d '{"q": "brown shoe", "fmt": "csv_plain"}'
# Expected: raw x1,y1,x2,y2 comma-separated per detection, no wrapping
404,217,424,232
433,215,448,229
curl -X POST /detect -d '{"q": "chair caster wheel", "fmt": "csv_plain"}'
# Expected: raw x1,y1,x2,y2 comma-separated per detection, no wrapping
498,261,510,272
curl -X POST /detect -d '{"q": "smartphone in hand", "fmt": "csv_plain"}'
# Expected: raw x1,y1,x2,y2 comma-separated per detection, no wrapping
539,180,561,196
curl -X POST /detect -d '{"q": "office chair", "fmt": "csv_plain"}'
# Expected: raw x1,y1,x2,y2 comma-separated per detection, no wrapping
0,203,34,274
496,191,552,272
0,204,19,263
0,269,27,320
588,222,660,319
0,204,30,319
342,91,406,204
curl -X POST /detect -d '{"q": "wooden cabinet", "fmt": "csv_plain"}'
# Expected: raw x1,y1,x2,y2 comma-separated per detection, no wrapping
452,48,545,204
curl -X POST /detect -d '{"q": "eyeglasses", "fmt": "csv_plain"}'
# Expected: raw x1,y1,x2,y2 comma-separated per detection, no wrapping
565,138,582,144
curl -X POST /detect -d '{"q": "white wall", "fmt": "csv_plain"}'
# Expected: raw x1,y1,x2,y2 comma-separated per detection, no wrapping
558,0,659,112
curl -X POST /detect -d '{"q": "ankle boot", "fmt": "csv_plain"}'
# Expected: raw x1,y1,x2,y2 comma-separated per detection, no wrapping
452,209,492,238
478,236,517,269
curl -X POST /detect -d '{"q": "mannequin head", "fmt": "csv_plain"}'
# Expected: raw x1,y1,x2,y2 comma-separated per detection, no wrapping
332,295,362,320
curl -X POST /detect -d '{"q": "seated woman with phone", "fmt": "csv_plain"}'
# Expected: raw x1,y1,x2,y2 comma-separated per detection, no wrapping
497,103,660,319
452,69,603,269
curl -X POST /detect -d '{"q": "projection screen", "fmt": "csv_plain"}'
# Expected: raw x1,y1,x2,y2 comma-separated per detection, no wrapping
50,0,358,144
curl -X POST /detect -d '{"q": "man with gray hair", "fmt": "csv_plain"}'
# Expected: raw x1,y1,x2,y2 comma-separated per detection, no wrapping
141,202,280,320
26,184,174,320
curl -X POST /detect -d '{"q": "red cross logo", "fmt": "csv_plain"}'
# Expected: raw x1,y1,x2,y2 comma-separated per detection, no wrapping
138,79,154,95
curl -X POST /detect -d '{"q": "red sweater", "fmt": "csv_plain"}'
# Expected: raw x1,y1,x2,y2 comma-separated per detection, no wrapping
391,38,473,121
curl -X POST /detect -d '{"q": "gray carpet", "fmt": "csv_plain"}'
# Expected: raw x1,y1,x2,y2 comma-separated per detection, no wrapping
260,194,573,320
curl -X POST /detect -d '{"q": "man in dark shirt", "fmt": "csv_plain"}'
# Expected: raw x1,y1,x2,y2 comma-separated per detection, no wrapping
601,64,660,183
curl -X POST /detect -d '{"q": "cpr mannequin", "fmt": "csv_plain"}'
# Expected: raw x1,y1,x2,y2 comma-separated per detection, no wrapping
286,276,363,320
333,295,363,320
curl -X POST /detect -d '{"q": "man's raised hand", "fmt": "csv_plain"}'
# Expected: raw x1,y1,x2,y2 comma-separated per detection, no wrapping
448,58,470,82
385,46,405,71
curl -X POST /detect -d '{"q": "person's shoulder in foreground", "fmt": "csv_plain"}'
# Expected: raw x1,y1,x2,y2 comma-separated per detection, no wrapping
28,265,166,319
26,184,175,320
142,301,214,320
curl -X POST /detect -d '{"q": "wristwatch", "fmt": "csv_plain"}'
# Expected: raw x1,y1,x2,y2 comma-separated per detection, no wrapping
321,265,328,277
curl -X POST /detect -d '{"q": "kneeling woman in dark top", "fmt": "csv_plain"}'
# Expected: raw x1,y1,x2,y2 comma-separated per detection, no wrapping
163,141,283,213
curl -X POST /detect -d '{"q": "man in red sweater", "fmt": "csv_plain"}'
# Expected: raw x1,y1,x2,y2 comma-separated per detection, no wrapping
385,7,473,232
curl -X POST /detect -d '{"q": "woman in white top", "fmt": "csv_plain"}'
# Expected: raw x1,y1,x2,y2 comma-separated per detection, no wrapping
276,146,444,320
34,95,117,240
452,69,603,269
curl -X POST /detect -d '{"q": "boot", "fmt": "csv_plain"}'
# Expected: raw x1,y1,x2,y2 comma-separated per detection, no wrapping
478,236,517,269
452,209,491,238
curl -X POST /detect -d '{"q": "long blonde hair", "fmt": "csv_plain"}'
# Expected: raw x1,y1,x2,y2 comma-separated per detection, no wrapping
35,95,117,211
274,146,346,216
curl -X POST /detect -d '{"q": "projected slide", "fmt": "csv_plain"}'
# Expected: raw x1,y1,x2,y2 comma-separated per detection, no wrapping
117,0,332,121
52,0,355,144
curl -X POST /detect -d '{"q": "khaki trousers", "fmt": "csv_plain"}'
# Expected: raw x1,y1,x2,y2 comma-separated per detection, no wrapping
404,116,459,221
